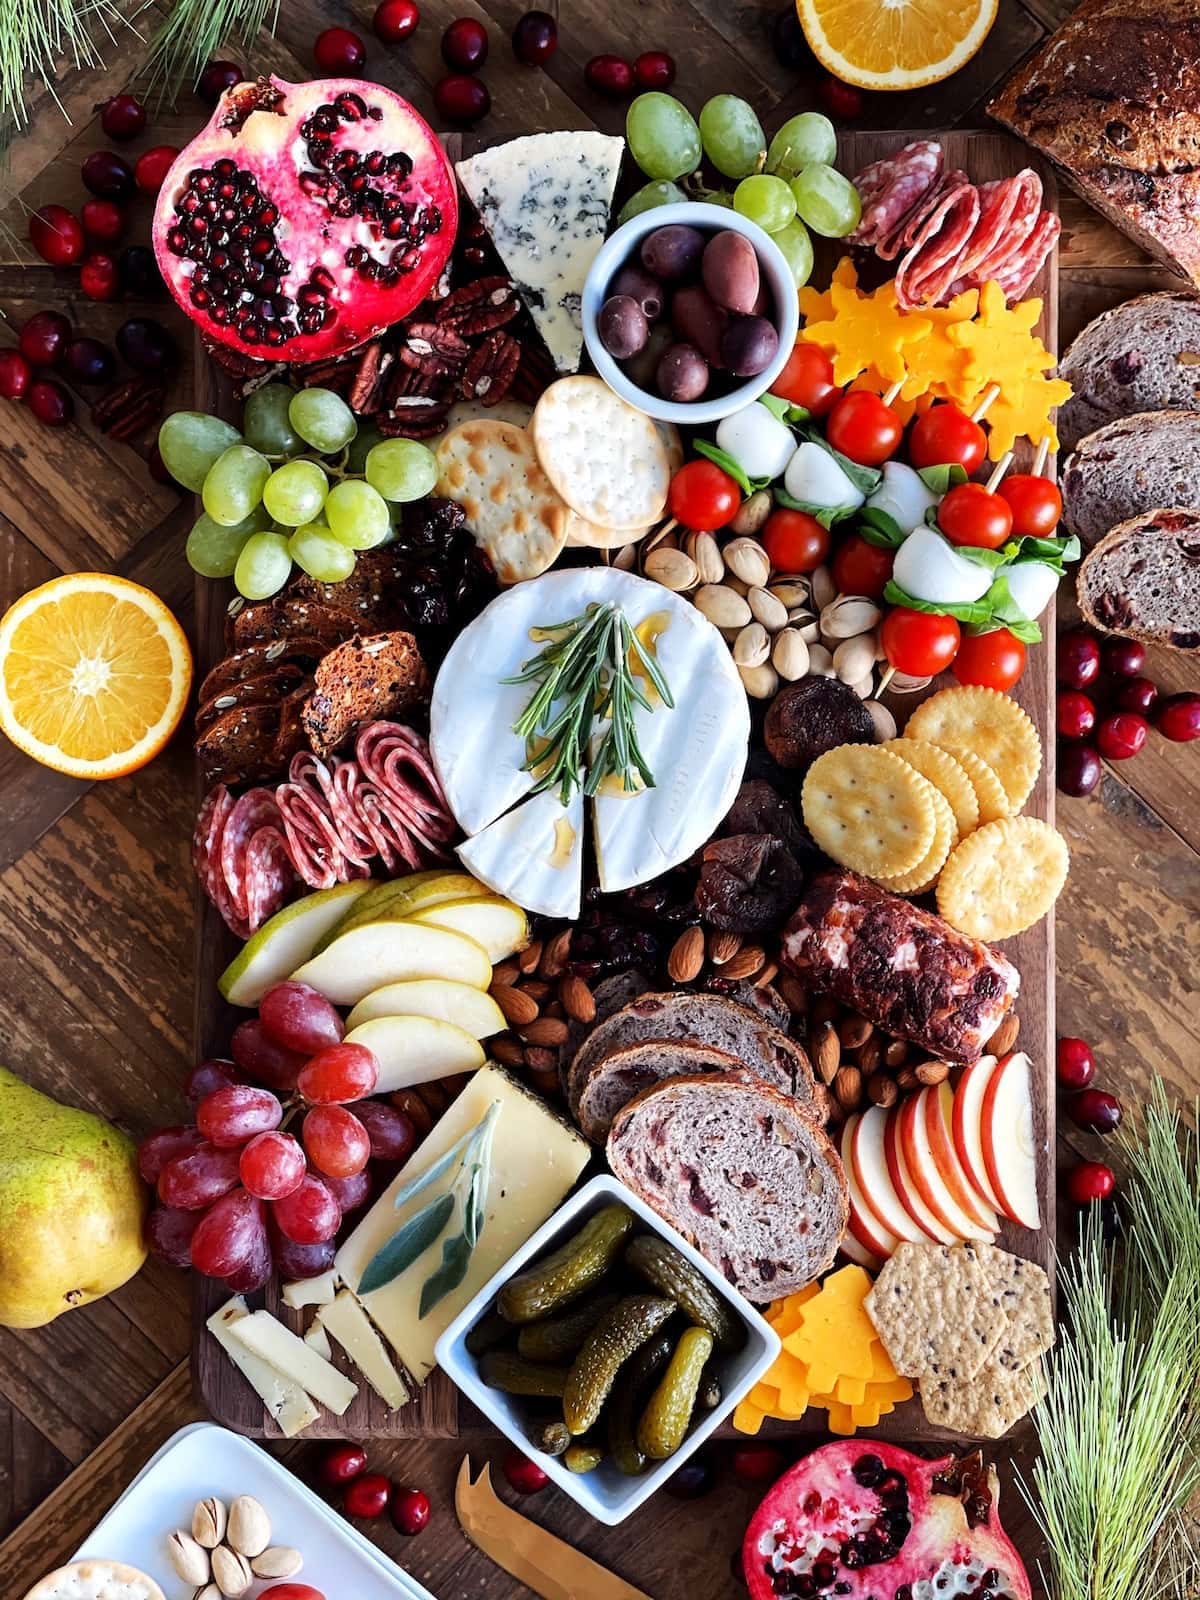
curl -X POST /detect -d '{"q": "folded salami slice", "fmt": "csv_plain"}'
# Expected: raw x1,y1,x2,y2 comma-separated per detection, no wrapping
879,165,969,261
895,181,981,309
219,787,291,927
956,170,1042,284
851,140,944,251
991,209,1061,302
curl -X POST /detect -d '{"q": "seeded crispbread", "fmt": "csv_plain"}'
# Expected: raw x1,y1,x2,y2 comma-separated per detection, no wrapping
864,1242,1008,1382
531,376,670,530
22,1562,166,1600
435,420,570,583
919,1355,1047,1438
974,1242,1055,1372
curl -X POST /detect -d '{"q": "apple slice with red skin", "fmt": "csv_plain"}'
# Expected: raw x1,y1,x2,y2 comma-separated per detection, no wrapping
952,1054,1006,1212
883,1102,958,1245
839,1115,898,1264
924,1080,1001,1233
850,1104,935,1245
899,1089,995,1242
838,1225,882,1272
980,1050,1042,1229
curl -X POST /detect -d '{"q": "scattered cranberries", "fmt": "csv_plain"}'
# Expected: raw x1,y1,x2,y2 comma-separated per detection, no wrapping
442,16,489,70
344,1472,392,1519
82,150,136,201
1096,711,1148,761
1156,691,1200,743
731,1444,784,1483
1115,675,1159,717
634,50,677,90
512,10,557,64
1056,690,1095,741
433,73,491,124
80,253,119,301
118,244,163,297
1102,637,1146,678
19,309,72,365
390,1485,430,1536
317,1442,367,1486
81,198,125,244
198,60,244,104
28,206,85,266
585,53,635,98
135,144,180,193
26,379,73,426
98,92,146,141
1056,1036,1096,1092
1057,742,1101,798
0,350,31,399
117,316,177,373
502,1448,549,1495
817,75,863,118
1067,1160,1116,1205
1058,627,1102,690
1066,1087,1123,1135
375,0,420,43
314,25,367,74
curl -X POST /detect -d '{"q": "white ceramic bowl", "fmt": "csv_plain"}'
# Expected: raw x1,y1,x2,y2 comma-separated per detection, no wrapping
436,1173,781,1526
582,201,800,426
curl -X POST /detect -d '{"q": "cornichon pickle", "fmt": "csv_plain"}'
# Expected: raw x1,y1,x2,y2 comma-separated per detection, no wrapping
563,1294,675,1435
606,1329,673,1476
564,1440,604,1474
517,1291,621,1363
697,1363,722,1411
465,1308,515,1357
479,1349,570,1398
625,1234,744,1352
636,1325,714,1460
499,1205,636,1324
528,1418,571,1456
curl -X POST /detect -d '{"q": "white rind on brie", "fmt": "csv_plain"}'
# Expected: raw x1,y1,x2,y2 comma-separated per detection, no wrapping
457,785,584,919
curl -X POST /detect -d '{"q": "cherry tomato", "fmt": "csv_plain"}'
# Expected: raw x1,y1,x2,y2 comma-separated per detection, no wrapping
908,402,987,474
951,627,1026,691
824,390,902,466
881,607,961,677
761,509,829,573
667,459,741,531
938,482,1013,550
998,473,1062,537
831,532,894,599
771,341,839,416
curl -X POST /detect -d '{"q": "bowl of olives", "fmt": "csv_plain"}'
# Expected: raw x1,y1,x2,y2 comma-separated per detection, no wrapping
582,201,799,425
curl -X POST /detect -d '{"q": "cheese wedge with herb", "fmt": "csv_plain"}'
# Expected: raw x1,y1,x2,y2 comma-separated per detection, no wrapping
207,1297,319,1438
455,132,624,374
334,1064,589,1383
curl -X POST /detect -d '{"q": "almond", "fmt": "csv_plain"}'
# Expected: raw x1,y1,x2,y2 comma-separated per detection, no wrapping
915,1059,951,1086
722,945,766,980
884,1038,909,1069
524,1045,558,1071
776,973,809,1015
539,927,572,978
490,1034,526,1069
491,984,539,1026
707,929,743,966
526,1065,561,1097
986,1013,1020,1056
833,1064,863,1112
518,940,543,975
491,958,520,987
558,974,596,1024
668,926,705,983
754,961,779,989
838,1015,874,1051
520,978,551,1003
812,1021,841,1085
858,1034,884,1073
867,1071,898,1108
895,1066,919,1092
520,1015,569,1047
809,993,839,1027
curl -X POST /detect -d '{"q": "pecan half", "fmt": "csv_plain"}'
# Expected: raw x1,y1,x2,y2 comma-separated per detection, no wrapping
397,322,470,377
378,396,451,439
296,354,356,395
436,275,519,335
347,340,388,413
91,377,166,440
461,330,521,405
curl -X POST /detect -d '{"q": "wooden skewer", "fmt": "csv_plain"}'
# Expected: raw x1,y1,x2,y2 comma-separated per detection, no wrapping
876,664,896,695
882,379,905,407
985,451,1014,493
1032,435,1052,478
970,384,1000,423
645,518,678,552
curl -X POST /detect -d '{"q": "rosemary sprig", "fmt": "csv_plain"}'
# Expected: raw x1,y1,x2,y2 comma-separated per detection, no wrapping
506,603,673,806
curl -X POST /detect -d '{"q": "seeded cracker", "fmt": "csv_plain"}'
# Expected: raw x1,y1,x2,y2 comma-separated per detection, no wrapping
435,419,570,584
864,1242,1008,1382
532,376,670,530
937,815,1070,940
802,745,937,879
904,686,1042,814
973,1242,1055,1372
883,737,979,841
920,1356,1048,1438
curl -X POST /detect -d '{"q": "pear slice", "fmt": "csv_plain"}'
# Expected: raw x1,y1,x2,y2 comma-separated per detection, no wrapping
343,1014,486,1090
312,870,493,955
346,980,506,1039
219,881,372,1007
291,922,491,1005
408,896,528,963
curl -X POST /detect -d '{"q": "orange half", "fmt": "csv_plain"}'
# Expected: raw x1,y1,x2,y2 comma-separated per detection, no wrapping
0,573,192,779
796,0,998,90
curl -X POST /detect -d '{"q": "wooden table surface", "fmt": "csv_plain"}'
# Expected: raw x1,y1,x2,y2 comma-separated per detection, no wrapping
0,2,1197,1596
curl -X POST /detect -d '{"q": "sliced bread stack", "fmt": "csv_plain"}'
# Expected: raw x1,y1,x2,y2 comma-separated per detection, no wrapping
1078,509,1200,651
1061,410,1200,547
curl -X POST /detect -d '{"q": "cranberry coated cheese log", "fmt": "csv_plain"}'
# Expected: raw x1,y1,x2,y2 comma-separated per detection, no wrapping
781,870,1018,1063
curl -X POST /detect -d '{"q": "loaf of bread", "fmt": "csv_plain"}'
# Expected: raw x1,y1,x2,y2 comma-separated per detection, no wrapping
1057,292,1200,452
1061,410,1200,546
1078,508,1200,651
606,1073,849,1301
989,0,1200,287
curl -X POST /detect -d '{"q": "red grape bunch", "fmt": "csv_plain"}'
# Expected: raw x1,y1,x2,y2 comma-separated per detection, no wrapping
141,982,415,1290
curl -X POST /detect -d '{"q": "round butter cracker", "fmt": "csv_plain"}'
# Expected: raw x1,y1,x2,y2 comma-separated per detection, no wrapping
883,737,979,842
941,746,1011,824
904,686,1041,814
532,376,669,530
880,782,956,894
936,815,1069,940
802,744,937,879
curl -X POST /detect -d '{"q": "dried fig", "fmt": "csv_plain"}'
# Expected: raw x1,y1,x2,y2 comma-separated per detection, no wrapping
763,677,875,770
695,833,805,934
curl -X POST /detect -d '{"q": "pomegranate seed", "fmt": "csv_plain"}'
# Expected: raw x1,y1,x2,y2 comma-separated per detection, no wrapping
82,150,136,200
82,199,125,244
1067,1160,1115,1205
198,61,244,104
1096,711,1148,761
314,26,367,74
25,379,73,426
585,53,635,99
1156,691,1200,743
1057,742,1101,798
344,1472,391,1519
1056,690,1095,741
28,206,84,266
502,1448,548,1494
634,50,676,90
390,1485,430,1536
19,310,72,365
732,1444,784,1483
1102,637,1145,677
1066,1088,1122,1135
99,92,146,141
317,1442,367,1486
80,253,119,301
1056,1037,1096,1091
512,11,557,64
1057,626,1101,690
817,75,863,118
1116,675,1159,716
375,0,420,42
135,145,180,193
0,350,31,398
442,16,488,71
433,74,490,124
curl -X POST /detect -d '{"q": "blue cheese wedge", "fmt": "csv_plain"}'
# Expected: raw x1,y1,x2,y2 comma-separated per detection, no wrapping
455,132,624,374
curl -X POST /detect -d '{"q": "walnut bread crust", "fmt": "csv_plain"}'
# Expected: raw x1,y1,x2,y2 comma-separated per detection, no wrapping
1077,507,1200,651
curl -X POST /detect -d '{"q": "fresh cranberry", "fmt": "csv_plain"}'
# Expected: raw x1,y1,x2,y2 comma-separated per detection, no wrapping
1058,626,1102,690
26,379,73,426
344,1472,391,1519
62,337,115,385
375,0,420,43
433,74,490,123
512,10,557,64
1065,1088,1122,1135
817,75,863,118
1056,1036,1096,1091
82,150,135,200
1057,742,1101,798
1056,690,1095,741
317,1442,367,1486
28,206,84,266
148,442,173,486
442,17,488,70
1102,637,1145,678
198,60,244,103
585,54,635,98
118,245,163,297
1067,1160,1115,1205
666,1452,716,1498
80,253,119,301
81,199,125,243
314,25,367,73
1156,691,1200,743
1116,675,1159,716
98,92,147,141
390,1485,430,1535
0,350,31,399
117,317,177,373
19,310,72,365
135,145,179,193
773,8,811,69
634,50,676,90
732,1444,784,1483
1096,711,1148,761
502,1448,548,1494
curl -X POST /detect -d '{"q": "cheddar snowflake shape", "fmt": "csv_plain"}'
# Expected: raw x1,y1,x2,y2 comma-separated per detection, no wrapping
798,255,859,328
803,277,931,386
946,281,1056,394
899,289,980,406
984,372,1073,460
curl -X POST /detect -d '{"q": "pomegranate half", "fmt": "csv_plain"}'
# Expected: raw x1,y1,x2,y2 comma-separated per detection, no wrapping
153,76,456,362
743,1442,1032,1600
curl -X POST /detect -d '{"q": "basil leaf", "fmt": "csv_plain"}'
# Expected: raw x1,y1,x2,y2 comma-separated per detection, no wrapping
692,439,769,497
1001,531,1081,575
916,462,968,494
773,486,856,528
883,579,995,627
359,1191,455,1295
856,507,906,549
983,574,1044,642
759,393,790,422
953,543,1011,571
420,1230,474,1319
799,425,883,497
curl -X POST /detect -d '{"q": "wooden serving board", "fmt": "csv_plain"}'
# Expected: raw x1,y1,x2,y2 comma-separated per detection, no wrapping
192,130,1057,1443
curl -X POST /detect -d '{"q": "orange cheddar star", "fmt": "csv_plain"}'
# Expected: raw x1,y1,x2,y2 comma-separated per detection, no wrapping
803,279,932,387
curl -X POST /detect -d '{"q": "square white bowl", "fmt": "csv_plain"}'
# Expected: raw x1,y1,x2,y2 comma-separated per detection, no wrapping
436,1173,781,1525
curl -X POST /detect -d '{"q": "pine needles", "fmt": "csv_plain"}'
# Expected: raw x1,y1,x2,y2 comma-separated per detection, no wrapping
0,0,131,139
142,0,280,102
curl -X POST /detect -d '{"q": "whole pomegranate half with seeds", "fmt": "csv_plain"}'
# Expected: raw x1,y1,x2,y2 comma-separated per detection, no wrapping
153,76,456,362
743,1443,1032,1600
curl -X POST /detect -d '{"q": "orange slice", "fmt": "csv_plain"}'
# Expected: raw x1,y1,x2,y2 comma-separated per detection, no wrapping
795,0,998,90
0,573,192,779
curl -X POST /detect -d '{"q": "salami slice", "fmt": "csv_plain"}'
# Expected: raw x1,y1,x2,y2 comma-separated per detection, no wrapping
895,182,981,309
219,787,286,923
355,722,455,851
881,167,970,260
959,171,1042,285
991,210,1061,302
193,785,233,885
242,829,295,932
851,140,943,250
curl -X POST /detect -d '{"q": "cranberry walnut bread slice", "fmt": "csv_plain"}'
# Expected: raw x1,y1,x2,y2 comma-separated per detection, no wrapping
988,0,1200,288
1060,411,1200,547
607,1074,850,1300
577,1040,742,1144
1055,292,1200,453
1077,508,1200,652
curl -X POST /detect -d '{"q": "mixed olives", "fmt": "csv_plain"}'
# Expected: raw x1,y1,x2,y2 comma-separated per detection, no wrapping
597,224,779,404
